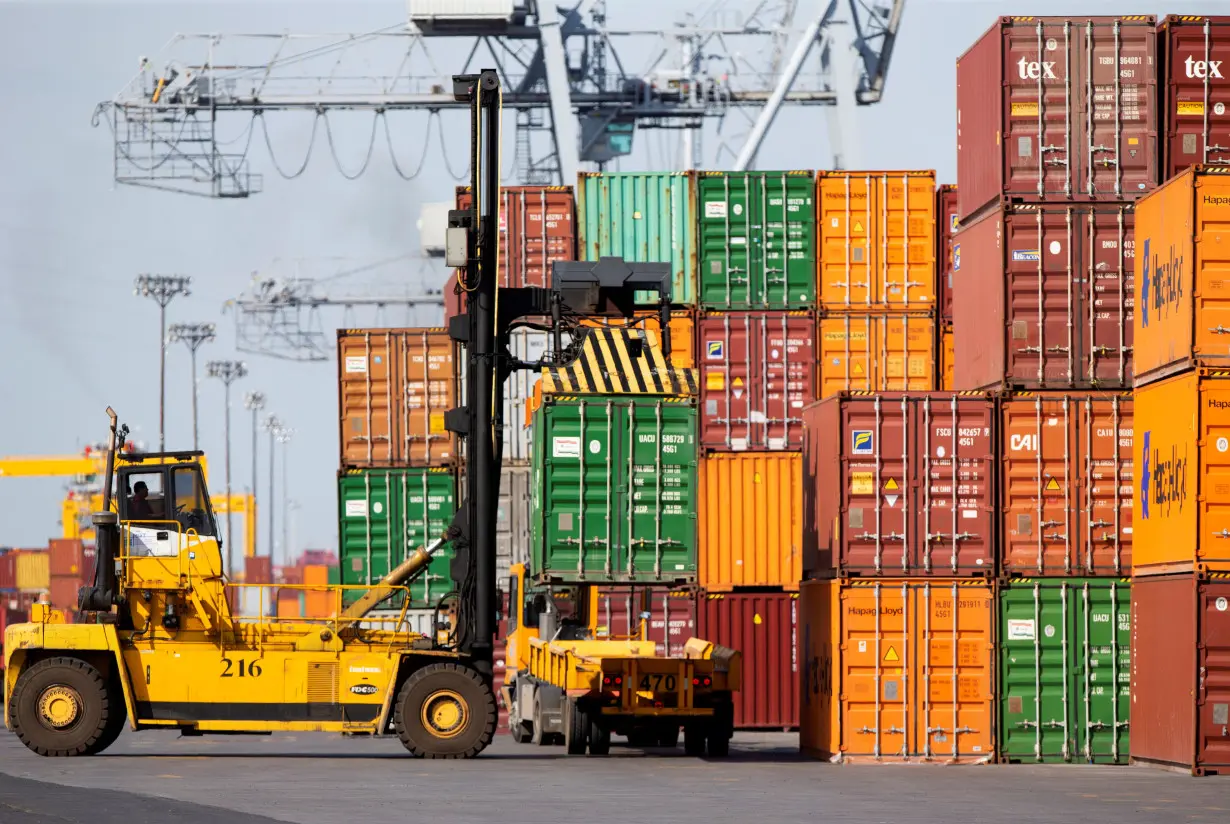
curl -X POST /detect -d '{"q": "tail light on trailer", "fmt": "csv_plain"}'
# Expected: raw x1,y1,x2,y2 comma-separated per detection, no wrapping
691,675,712,688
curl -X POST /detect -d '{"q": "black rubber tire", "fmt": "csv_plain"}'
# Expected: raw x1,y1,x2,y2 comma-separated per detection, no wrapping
657,726,679,749
683,725,706,756
393,663,496,759
510,714,532,744
706,728,731,757
82,680,128,756
564,699,588,755
627,729,655,747
530,695,549,746
588,717,611,756
10,657,114,757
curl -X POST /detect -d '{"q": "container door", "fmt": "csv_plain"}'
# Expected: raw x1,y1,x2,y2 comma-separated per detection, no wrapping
999,581,1074,762
818,174,875,309
1003,207,1080,387
839,583,911,758
622,399,697,584
698,313,756,450
339,332,395,466
762,312,815,450
818,315,874,398
1084,206,1135,386
1199,380,1230,573
877,314,935,392
1075,579,1131,763
338,470,396,595
1163,21,1230,181
698,174,757,308
401,469,457,609
1077,396,1133,575
839,396,911,575
401,330,455,467
913,581,995,761
877,173,936,310
914,395,995,576
1002,395,1081,575
765,173,817,308
1198,581,1230,769
1001,21,1076,199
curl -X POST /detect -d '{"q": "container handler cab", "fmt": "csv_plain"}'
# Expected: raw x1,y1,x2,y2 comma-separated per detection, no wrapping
4,69,701,760
501,563,740,756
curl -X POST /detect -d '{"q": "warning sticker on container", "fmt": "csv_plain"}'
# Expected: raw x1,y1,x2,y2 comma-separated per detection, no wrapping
1177,101,1205,116
345,500,368,518
705,201,728,218
1045,477,1061,491
1011,101,1039,117
851,472,874,495
883,645,899,662
552,436,581,458
1011,249,1041,262
1006,619,1035,641
706,371,725,390
429,412,445,433
345,356,368,374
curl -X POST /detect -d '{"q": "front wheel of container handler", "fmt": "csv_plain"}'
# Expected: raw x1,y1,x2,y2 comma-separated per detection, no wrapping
588,718,610,756
563,699,588,755
10,657,115,757
394,663,496,759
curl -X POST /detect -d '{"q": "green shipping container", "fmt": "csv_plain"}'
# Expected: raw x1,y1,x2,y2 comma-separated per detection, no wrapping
577,171,697,305
530,395,698,585
697,171,816,309
998,579,1131,764
337,467,457,609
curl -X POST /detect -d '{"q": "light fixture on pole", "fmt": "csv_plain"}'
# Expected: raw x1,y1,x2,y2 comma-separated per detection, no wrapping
262,414,281,566
134,274,191,452
243,391,265,558
207,359,247,575
168,322,216,450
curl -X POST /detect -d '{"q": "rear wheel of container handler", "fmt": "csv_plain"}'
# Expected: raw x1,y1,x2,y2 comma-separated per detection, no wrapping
683,725,705,757
657,726,679,749
394,663,496,759
564,699,588,755
10,657,114,757
588,718,610,756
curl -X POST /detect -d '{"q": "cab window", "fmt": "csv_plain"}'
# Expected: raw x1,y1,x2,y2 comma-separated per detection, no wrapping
172,466,216,537
121,471,165,524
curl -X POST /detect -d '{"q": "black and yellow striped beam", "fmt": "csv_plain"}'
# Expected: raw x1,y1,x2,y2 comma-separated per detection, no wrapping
541,327,698,396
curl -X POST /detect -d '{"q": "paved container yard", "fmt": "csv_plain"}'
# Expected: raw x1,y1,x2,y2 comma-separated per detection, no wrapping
0,731,1226,824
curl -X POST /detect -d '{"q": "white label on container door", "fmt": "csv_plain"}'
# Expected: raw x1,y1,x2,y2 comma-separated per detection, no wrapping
345,500,368,518
1217,597,1228,612
552,436,581,458
705,201,728,218
730,236,747,245
345,356,368,373
962,509,978,519
589,439,602,454
1006,619,1035,641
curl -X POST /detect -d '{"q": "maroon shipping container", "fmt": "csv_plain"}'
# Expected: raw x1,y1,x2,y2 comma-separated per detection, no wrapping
937,184,959,323
698,311,816,451
697,592,798,730
803,392,997,577
49,539,89,579
952,201,1135,391
0,552,15,590
447,185,577,322
494,636,508,734
1131,575,1230,776
956,16,1159,220
1001,392,1133,577
244,555,273,585
48,576,79,614
594,587,698,657
1159,16,1230,183
0,606,29,637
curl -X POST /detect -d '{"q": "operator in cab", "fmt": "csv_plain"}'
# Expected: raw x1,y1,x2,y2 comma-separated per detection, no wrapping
128,480,154,519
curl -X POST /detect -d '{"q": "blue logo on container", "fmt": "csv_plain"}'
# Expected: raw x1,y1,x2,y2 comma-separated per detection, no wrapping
1146,238,1185,324
707,341,724,359
1011,249,1041,262
1141,238,1151,327
953,243,961,271
852,430,873,455
1140,430,1151,520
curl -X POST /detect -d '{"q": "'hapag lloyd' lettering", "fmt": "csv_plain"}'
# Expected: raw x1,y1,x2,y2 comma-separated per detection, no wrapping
1140,238,1185,327
847,606,904,617
1139,430,1188,520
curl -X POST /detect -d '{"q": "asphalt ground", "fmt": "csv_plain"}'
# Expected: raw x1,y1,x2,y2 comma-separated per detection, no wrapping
0,730,1226,824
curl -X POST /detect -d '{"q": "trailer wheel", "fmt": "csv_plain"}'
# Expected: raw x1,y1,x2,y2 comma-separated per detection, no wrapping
510,715,532,744
394,663,496,759
564,699,588,755
530,695,549,746
656,726,679,749
10,657,115,757
706,729,730,757
588,717,610,756
683,725,705,757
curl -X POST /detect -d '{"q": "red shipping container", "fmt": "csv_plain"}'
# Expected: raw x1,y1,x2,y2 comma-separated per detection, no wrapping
936,184,959,323
1001,392,1133,577
697,592,797,730
698,311,816,450
300,549,337,567
594,588,697,657
1131,575,1230,776
953,201,1135,391
49,576,80,614
803,392,997,578
494,636,509,734
957,16,1159,221
0,552,15,590
448,185,577,323
49,539,87,579
0,606,30,636
1159,16,1230,184
245,556,273,585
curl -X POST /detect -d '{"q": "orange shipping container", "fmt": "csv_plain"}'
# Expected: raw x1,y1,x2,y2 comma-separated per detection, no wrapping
1000,392,1134,577
14,550,49,592
818,312,936,399
939,323,954,391
798,578,996,763
577,309,696,369
817,170,937,312
338,328,457,468
302,564,333,618
1133,165,1230,385
1134,368,1230,576
699,452,802,591
276,589,304,620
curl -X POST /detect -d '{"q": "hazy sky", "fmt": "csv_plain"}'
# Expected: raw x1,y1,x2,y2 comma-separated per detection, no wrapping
0,0,1221,562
